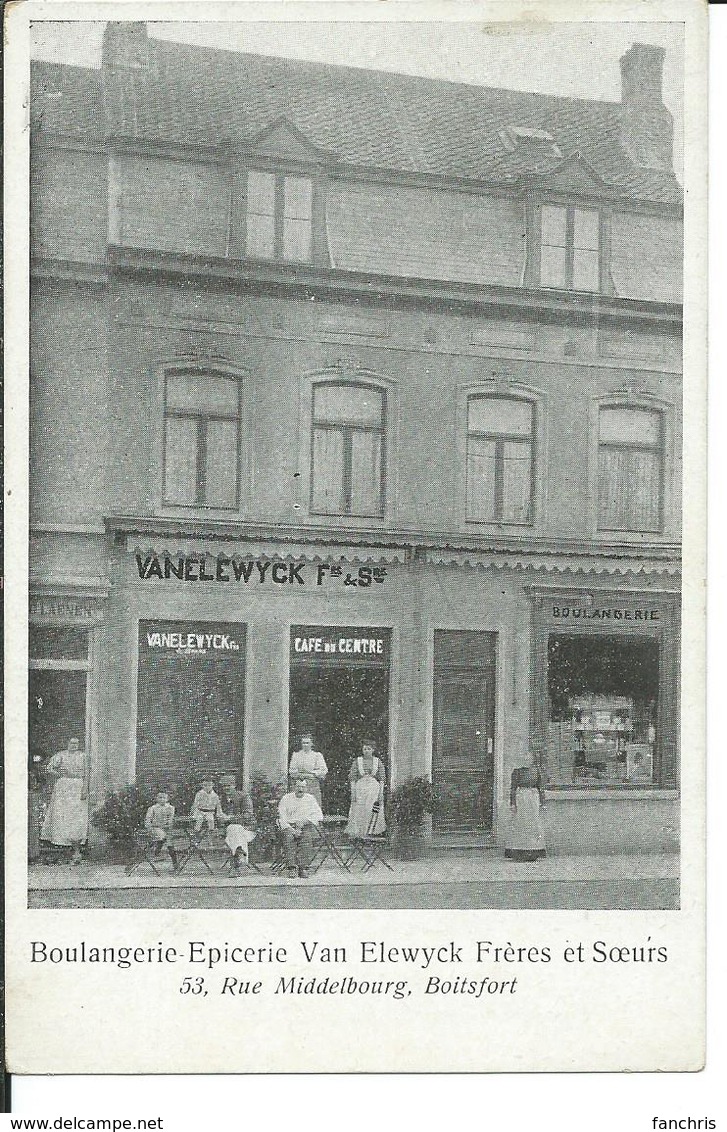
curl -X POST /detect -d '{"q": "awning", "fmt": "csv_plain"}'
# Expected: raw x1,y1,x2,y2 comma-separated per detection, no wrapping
426,550,680,576
127,538,407,564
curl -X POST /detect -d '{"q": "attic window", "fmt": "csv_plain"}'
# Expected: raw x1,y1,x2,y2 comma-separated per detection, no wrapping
499,126,562,158
244,170,314,262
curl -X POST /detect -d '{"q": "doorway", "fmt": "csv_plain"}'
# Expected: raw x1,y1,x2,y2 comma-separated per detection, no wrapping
432,631,496,833
289,626,391,814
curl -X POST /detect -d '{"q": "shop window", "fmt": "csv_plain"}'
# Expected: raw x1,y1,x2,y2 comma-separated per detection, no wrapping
310,382,386,517
29,626,90,761
598,406,663,532
136,621,246,788
546,634,659,787
245,170,313,262
538,204,601,292
163,369,241,509
466,395,533,524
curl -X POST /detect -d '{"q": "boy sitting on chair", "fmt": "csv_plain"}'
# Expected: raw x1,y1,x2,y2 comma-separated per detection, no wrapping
277,775,323,879
190,779,223,842
144,792,178,867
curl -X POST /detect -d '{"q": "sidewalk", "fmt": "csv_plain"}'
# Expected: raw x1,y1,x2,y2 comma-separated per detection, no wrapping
29,851,679,891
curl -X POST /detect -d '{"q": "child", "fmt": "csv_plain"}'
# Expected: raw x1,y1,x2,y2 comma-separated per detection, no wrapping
144,791,177,863
191,779,223,840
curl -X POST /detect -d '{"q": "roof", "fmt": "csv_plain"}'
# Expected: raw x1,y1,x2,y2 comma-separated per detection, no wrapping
30,36,682,205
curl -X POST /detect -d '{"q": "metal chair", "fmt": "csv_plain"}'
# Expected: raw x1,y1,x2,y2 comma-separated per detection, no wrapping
218,836,264,876
344,804,394,873
173,828,219,875
125,829,176,876
308,820,351,874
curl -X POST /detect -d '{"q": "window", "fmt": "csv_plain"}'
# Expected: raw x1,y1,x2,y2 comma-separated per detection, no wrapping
598,406,663,532
539,204,600,291
546,635,659,787
245,170,313,262
163,370,241,509
466,396,534,523
29,627,90,762
311,383,385,517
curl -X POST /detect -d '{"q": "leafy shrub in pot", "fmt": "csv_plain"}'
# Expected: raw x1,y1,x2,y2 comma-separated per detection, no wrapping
389,777,436,857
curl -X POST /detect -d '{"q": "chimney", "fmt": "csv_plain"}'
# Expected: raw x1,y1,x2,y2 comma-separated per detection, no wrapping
619,43,673,172
102,22,150,70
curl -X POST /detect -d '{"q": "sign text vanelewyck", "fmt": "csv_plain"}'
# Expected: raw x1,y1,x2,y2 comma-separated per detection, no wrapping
135,553,387,588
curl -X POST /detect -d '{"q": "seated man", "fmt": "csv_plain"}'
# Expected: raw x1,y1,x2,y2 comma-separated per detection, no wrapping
278,775,323,879
218,774,256,873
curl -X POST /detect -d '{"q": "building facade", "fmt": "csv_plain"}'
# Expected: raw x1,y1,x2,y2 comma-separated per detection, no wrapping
30,25,682,851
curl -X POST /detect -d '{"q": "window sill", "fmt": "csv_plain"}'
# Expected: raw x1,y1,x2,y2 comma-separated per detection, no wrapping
464,519,535,529
544,787,678,801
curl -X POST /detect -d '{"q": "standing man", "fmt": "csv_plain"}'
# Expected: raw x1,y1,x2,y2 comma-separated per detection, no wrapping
41,736,89,865
288,732,327,808
278,775,323,879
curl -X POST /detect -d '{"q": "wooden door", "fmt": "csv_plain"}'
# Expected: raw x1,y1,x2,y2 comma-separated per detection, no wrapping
432,671,494,832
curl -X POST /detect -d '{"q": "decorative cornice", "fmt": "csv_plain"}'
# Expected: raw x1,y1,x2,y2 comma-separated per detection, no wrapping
31,258,108,286
106,245,683,329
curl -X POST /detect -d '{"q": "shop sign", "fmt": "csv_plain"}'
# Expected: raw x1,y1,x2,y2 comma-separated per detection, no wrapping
134,553,387,590
549,604,660,622
290,626,390,664
29,597,102,623
139,624,243,661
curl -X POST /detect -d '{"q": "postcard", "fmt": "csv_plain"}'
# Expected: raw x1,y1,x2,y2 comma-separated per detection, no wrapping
4,0,707,1074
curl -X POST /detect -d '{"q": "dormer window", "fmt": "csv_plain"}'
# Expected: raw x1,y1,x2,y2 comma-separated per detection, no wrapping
537,204,601,291
244,170,314,262
499,125,562,158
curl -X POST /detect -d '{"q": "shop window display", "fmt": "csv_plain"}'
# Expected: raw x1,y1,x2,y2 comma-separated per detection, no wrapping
546,634,658,786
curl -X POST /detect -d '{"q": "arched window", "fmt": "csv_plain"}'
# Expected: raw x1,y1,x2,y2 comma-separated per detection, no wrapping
310,382,385,517
598,405,663,532
466,395,534,524
163,369,241,509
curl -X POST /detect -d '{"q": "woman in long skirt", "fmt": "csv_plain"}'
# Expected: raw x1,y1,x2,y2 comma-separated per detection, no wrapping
41,738,89,864
346,740,386,837
505,761,546,861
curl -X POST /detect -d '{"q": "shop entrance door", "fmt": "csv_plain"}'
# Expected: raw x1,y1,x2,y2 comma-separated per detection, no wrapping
289,626,391,815
432,631,496,833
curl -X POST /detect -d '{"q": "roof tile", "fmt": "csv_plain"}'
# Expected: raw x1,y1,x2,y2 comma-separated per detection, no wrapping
31,38,682,205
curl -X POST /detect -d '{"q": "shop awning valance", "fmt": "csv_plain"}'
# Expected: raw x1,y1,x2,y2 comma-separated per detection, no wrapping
425,550,680,576
127,538,407,564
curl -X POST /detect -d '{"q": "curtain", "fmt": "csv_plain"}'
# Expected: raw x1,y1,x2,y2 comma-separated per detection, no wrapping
204,418,239,508
599,447,661,530
312,428,345,512
164,417,198,504
502,439,532,522
350,430,383,515
466,437,497,521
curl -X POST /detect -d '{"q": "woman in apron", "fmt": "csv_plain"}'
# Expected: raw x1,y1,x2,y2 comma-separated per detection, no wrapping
346,740,386,837
504,760,546,861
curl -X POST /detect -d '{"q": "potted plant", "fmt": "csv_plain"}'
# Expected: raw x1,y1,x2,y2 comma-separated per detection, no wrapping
389,777,436,860
249,776,287,863
92,782,157,854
